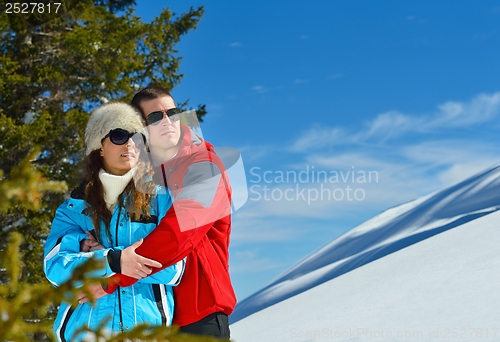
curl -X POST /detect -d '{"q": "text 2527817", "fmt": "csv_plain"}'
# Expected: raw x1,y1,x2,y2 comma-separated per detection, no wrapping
5,3,61,14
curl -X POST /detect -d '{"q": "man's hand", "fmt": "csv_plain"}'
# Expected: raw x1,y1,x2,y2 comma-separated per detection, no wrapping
77,283,107,304
120,239,162,279
80,230,105,252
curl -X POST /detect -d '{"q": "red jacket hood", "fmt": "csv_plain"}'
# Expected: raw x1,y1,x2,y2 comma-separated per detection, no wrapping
153,125,219,187
177,125,215,158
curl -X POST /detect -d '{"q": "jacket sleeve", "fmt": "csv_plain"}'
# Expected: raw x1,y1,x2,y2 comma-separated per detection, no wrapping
137,258,186,285
104,155,231,292
44,202,116,287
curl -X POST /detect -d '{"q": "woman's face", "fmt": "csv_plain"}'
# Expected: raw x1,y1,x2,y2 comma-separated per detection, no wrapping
100,136,140,175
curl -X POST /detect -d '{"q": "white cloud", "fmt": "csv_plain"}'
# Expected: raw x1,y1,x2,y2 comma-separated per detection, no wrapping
430,92,500,127
293,79,309,85
241,153,428,220
250,84,284,94
328,73,344,80
231,213,302,242
293,91,500,146
238,144,276,163
230,42,242,47
438,162,495,186
289,126,349,152
230,248,285,273
239,141,498,222
305,153,401,174
365,110,421,140
401,140,495,165
401,140,500,184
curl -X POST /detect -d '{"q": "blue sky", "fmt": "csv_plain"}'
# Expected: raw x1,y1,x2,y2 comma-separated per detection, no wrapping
134,1,500,300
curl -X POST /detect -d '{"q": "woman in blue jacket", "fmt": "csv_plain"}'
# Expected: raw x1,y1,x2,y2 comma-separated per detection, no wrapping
43,102,185,341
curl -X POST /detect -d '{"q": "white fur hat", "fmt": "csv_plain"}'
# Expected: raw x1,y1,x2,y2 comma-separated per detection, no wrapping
85,102,145,155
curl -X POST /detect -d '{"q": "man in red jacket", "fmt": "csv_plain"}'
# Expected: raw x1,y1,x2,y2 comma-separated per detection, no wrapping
104,86,236,339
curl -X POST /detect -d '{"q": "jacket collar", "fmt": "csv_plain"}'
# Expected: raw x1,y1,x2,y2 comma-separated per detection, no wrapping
152,126,214,185
70,180,86,200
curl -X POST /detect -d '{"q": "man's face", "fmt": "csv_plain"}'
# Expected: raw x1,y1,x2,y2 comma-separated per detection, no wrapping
140,96,181,160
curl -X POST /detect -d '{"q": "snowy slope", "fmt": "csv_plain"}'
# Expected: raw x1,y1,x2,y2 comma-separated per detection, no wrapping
230,162,500,325
231,209,500,342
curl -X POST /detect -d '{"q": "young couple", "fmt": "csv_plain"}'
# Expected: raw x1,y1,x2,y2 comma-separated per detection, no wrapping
44,86,236,341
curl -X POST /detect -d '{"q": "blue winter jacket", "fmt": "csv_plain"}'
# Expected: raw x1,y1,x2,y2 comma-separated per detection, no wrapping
43,184,185,342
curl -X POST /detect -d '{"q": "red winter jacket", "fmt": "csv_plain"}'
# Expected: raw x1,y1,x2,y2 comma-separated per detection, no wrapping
105,125,236,327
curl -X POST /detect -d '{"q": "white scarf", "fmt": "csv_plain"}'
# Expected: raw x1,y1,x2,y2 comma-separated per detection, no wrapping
98,168,135,211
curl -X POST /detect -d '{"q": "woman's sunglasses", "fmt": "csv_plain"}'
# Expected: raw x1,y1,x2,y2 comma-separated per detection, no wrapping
146,108,182,126
101,128,146,147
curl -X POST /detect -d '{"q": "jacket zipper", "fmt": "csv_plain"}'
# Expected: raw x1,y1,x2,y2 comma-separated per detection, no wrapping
115,206,125,332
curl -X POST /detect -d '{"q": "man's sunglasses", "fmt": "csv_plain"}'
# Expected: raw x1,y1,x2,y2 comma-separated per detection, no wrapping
146,108,182,126
101,128,146,147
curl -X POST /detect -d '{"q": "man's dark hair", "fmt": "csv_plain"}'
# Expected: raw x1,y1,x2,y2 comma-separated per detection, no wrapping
131,86,175,116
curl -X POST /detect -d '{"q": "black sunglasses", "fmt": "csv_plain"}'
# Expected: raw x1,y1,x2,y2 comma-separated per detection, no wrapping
146,108,182,126
101,128,146,147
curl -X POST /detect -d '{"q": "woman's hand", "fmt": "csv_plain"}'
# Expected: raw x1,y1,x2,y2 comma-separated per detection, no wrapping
77,282,108,304
120,239,162,279
80,230,105,252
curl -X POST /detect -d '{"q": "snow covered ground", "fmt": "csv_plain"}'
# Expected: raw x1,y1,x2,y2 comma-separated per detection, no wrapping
231,210,500,342
230,163,500,342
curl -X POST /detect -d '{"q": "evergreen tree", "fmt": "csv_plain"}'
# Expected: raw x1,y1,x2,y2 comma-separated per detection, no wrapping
0,0,208,338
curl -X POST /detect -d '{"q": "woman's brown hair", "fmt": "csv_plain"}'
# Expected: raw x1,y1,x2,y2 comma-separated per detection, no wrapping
83,150,156,242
